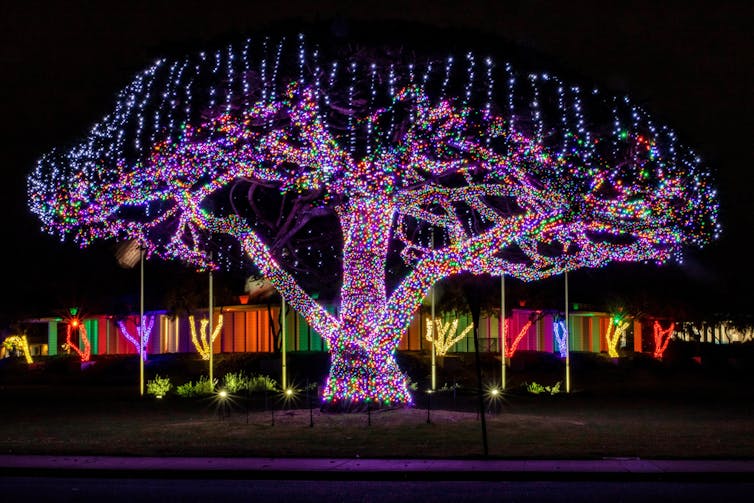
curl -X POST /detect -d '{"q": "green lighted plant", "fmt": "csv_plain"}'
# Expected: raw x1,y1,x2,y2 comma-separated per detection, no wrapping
221,371,248,393
175,376,217,398
526,381,562,395
246,374,278,392
146,375,172,398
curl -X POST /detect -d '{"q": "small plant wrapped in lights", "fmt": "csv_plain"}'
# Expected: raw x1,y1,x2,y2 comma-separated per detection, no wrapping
221,371,248,394
526,381,562,395
146,374,173,398
246,374,278,393
175,375,217,398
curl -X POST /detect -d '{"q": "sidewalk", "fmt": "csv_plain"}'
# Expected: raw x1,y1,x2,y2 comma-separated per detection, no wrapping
2,455,753,481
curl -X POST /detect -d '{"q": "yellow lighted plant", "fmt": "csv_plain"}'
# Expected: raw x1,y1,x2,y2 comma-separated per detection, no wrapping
425,318,473,356
189,314,224,360
605,316,630,358
2,335,33,364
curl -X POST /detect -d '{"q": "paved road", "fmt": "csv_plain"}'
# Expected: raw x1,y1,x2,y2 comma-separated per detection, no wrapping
2,455,752,502
2,455,754,480
2,477,753,502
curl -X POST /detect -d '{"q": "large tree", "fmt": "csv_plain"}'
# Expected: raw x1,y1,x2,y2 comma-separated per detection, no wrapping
28,31,719,410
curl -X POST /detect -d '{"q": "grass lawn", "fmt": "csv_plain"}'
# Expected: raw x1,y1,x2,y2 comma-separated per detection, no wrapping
2,364,753,459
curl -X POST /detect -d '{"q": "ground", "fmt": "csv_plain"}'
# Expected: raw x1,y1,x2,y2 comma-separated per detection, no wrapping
1,346,753,459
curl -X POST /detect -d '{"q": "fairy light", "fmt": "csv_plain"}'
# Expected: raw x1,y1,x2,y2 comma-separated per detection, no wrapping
653,320,675,359
189,314,224,360
425,318,473,356
2,335,34,364
504,316,538,358
28,34,720,409
117,316,155,361
553,319,568,358
605,315,631,358
65,318,90,362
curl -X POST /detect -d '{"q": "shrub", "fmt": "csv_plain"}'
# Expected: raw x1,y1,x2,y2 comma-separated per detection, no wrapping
246,374,278,392
221,371,248,393
146,374,172,398
175,376,216,398
526,381,562,395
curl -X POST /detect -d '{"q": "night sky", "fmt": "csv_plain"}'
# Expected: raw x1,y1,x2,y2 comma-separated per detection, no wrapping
1,1,752,325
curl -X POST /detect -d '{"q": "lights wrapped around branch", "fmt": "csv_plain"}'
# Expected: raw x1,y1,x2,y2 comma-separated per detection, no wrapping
504,312,542,358
189,314,224,360
426,318,473,356
653,321,675,359
554,320,568,359
65,318,90,362
605,316,630,358
117,316,155,361
2,335,33,364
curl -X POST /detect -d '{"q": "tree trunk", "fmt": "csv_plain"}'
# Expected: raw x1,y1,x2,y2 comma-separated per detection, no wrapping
320,197,413,411
320,341,411,411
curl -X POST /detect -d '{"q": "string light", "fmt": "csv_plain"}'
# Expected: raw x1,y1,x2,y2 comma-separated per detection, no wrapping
65,318,90,362
605,315,631,358
2,335,33,364
653,320,675,359
425,318,473,356
117,316,155,361
554,319,568,358
189,314,224,360
28,33,720,409
504,315,539,358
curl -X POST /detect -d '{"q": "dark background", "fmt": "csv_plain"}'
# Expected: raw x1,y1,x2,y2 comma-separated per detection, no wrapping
1,0,751,325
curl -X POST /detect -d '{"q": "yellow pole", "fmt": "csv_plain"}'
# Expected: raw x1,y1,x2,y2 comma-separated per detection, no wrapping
209,268,214,385
431,280,436,391
282,296,287,390
565,271,571,393
139,246,145,396
500,274,506,390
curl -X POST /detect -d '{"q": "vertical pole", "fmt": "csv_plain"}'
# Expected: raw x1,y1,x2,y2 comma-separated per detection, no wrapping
47,321,58,356
500,274,506,390
209,267,214,385
431,277,436,391
139,246,145,396
430,232,436,391
472,320,489,457
282,296,287,390
565,271,571,394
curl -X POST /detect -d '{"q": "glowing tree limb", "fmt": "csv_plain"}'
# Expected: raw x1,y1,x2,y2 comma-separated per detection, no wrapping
554,320,568,358
29,36,719,410
65,321,90,362
653,321,675,359
605,317,631,358
117,316,155,361
2,335,34,364
188,314,224,360
504,316,542,358
426,318,474,356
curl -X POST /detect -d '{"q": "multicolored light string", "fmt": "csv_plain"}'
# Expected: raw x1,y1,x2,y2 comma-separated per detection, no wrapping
28,34,720,409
